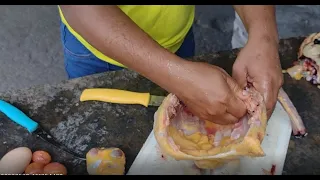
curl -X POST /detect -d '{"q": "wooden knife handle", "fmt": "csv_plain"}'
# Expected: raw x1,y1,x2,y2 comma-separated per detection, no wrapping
80,88,150,107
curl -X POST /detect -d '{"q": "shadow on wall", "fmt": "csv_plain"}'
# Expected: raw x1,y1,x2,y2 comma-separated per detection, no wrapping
193,5,320,56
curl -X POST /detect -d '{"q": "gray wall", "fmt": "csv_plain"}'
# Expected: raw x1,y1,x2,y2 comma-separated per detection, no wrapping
0,5,319,92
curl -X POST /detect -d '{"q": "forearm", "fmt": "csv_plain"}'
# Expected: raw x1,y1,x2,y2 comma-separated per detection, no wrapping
233,5,279,45
60,5,186,93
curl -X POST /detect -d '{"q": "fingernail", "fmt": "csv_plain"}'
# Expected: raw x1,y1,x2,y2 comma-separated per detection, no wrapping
242,90,248,96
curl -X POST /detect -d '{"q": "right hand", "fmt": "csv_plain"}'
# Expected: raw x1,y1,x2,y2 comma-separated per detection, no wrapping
172,61,248,125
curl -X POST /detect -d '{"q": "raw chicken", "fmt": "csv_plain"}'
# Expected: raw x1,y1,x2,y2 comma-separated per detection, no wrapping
154,87,267,169
154,86,307,169
286,32,320,85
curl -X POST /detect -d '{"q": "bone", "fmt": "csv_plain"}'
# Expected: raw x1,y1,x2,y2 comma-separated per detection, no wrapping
213,131,222,146
286,65,304,80
277,88,307,137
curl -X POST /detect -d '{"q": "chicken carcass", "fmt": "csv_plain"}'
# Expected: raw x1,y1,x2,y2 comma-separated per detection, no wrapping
154,87,267,169
286,33,320,85
154,85,306,170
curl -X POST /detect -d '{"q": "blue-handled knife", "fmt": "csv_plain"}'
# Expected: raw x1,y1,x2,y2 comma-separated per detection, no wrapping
0,100,85,160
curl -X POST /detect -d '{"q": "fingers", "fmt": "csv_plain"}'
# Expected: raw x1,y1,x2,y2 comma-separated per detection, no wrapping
232,65,248,89
231,65,251,102
217,66,249,101
255,80,279,119
209,113,240,125
267,103,276,119
265,88,279,119
226,95,247,119
186,99,243,125
224,76,248,118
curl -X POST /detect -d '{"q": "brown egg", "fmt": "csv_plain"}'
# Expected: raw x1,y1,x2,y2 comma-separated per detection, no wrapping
43,162,67,175
32,151,51,165
24,162,45,174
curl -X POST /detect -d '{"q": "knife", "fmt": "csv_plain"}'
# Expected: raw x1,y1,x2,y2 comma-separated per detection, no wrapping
80,88,165,107
0,100,85,160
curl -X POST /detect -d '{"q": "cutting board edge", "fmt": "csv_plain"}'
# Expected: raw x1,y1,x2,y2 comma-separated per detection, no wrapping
127,102,292,175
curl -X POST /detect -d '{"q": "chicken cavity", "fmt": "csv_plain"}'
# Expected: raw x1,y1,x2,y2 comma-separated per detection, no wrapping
288,56,320,85
166,88,262,150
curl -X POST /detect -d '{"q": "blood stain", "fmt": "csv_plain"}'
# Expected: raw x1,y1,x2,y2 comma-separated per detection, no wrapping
205,127,216,135
161,154,166,160
270,164,276,175
262,164,276,175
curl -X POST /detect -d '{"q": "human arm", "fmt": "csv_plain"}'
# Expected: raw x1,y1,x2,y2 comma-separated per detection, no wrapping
233,5,279,45
60,5,182,92
232,5,283,117
60,5,248,124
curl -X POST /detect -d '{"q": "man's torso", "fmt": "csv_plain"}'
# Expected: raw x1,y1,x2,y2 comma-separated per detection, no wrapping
59,5,195,67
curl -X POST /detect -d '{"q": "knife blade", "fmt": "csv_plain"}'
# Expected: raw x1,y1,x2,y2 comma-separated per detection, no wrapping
0,100,85,160
80,88,166,107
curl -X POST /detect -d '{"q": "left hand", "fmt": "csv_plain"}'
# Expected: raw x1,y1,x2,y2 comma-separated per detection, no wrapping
232,36,284,118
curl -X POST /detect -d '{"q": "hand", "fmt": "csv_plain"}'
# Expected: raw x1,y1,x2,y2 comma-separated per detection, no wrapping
173,61,248,125
232,36,283,118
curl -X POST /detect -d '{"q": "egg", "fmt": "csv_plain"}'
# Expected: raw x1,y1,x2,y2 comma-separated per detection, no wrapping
43,162,67,175
0,147,32,174
86,147,126,175
32,150,51,165
24,162,45,174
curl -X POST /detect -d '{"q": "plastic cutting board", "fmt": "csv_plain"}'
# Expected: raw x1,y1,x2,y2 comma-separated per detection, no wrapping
127,101,292,175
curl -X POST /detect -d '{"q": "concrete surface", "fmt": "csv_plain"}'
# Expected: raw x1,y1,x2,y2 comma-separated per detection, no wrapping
0,37,317,175
0,5,320,92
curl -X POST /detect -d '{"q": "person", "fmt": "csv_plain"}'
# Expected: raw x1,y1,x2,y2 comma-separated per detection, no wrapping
58,5,283,125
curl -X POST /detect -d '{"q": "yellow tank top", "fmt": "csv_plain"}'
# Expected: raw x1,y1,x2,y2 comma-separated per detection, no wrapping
58,5,195,68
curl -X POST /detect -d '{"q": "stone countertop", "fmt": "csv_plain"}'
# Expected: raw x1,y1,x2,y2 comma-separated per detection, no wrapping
0,37,318,175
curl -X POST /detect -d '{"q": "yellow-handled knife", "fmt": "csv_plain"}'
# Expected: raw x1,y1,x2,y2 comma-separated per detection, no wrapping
80,88,166,107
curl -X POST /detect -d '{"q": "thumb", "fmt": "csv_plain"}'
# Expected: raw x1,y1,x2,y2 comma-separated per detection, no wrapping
226,75,249,101
232,65,248,90
209,113,240,125
225,76,248,119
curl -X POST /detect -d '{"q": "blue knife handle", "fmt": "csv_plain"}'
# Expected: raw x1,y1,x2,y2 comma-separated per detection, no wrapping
0,100,38,133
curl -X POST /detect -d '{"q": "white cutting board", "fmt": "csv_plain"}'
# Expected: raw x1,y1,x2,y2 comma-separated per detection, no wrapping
127,102,292,175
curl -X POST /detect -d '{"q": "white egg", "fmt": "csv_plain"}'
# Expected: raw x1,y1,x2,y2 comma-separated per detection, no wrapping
0,147,32,174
